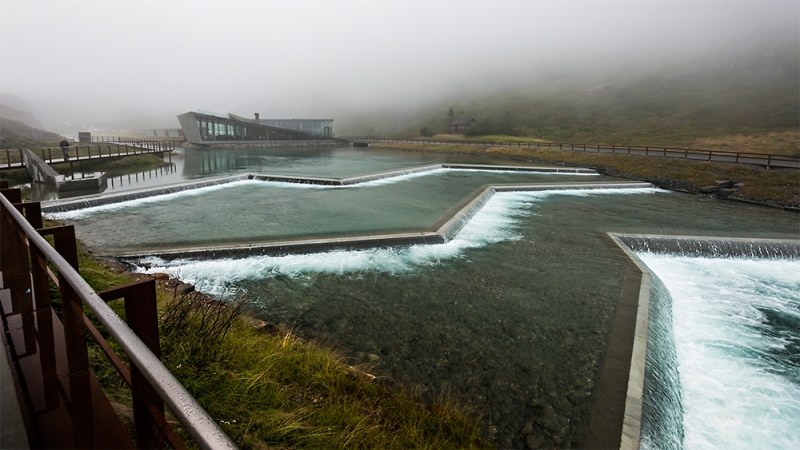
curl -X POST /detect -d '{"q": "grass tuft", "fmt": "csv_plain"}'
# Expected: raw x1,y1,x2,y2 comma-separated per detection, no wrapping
68,242,489,449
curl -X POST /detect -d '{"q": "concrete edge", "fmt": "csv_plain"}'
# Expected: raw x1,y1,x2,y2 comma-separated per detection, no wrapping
40,165,615,213
41,174,252,212
339,164,443,184
115,181,656,261
119,232,444,261
614,234,800,258
606,233,653,450
22,149,59,185
441,163,597,174
493,182,654,192
434,187,496,240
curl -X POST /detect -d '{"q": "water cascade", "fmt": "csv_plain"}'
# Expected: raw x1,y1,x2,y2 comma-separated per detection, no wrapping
640,275,684,450
633,245,800,449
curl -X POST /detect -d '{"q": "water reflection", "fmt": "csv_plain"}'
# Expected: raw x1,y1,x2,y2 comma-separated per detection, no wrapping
107,163,178,189
28,162,178,201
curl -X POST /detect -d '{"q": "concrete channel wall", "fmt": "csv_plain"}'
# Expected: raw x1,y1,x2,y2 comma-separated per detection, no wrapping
23,149,59,185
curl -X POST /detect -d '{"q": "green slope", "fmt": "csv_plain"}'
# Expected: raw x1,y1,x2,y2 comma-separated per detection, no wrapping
345,42,799,152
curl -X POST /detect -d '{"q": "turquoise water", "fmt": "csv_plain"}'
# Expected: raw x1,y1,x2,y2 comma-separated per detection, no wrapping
53,169,600,253
46,147,800,448
29,146,563,201
128,187,796,448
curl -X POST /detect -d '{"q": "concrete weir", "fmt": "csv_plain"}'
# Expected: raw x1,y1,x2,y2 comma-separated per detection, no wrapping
108,181,653,260
591,234,800,450
41,163,597,213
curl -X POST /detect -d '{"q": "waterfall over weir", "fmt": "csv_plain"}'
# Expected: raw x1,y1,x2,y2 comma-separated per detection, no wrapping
41,163,596,214
640,276,684,450
615,236,800,449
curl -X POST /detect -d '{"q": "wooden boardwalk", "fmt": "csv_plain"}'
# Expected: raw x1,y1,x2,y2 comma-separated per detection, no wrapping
1,140,174,171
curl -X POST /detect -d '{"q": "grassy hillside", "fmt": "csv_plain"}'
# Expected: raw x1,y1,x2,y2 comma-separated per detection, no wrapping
343,43,799,154
0,116,63,149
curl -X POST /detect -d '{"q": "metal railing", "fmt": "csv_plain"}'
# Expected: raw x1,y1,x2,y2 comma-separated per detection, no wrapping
344,136,800,169
90,137,178,150
0,185,236,449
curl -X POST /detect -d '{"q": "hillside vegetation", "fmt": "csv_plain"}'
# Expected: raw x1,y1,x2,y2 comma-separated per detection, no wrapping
343,43,799,155
0,116,62,149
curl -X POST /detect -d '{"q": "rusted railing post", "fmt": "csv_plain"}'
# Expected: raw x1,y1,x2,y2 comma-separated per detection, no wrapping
47,225,95,447
99,280,168,449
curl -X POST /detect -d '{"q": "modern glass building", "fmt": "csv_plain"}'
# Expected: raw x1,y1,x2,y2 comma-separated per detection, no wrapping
177,110,334,145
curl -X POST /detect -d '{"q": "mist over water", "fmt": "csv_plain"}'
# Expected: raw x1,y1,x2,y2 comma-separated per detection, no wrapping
638,254,800,450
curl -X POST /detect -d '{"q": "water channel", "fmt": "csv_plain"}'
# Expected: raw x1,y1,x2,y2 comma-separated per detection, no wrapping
43,146,799,448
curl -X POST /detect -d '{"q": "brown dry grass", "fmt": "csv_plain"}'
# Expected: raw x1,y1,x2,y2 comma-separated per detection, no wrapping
373,142,800,207
692,130,799,157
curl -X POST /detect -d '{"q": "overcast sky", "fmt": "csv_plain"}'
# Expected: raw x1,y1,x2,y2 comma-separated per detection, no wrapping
0,0,797,129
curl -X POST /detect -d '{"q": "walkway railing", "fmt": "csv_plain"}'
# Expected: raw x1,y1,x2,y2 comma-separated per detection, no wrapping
1,142,173,169
91,136,178,150
0,183,236,449
344,136,800,169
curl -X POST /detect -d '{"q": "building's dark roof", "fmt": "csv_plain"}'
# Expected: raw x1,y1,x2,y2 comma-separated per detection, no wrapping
450,118,475,126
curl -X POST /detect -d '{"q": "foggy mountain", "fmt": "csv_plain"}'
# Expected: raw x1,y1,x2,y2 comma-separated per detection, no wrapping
338,37,799,145
0,117,63,149
0,1,797,144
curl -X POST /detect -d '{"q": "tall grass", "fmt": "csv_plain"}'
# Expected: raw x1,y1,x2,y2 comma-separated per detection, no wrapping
70,242,489,449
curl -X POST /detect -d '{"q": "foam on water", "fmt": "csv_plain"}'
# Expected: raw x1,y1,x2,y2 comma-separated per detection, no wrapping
46,179,263,220
135,188,660,295
45,168,606,220
637,254,800,449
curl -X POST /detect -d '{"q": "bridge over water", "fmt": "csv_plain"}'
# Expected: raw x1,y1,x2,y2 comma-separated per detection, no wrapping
1,140,174,171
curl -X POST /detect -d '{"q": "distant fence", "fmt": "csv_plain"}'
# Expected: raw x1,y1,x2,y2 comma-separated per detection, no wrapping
344,136,800,170
1,141,174,169
91,136,183,143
